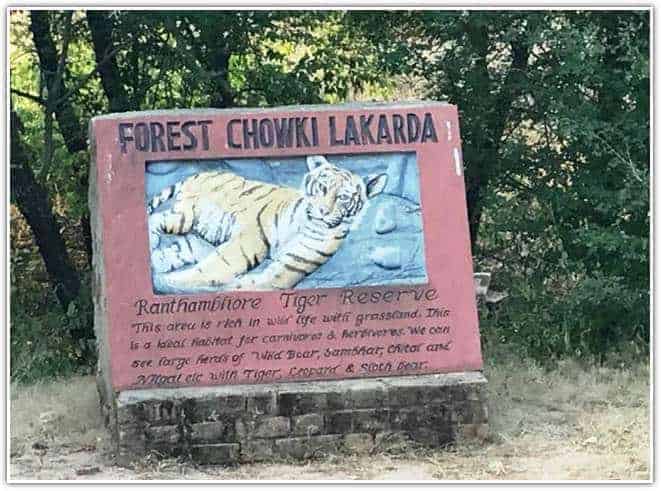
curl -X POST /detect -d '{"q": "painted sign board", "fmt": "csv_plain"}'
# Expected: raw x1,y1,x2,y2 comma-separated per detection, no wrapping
89,102,482,391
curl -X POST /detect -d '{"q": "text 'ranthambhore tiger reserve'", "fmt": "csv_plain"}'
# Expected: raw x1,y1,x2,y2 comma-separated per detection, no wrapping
89,103,482,390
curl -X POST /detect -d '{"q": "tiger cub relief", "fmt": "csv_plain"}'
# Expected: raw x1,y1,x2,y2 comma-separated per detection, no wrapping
148,155,388,293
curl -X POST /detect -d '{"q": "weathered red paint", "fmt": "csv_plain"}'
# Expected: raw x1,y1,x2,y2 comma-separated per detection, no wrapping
90,104,482,390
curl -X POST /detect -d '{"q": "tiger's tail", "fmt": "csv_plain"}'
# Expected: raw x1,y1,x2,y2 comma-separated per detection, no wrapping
147,181,183,214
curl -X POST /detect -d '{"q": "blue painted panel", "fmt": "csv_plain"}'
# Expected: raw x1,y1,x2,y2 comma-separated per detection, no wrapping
146,152,427,293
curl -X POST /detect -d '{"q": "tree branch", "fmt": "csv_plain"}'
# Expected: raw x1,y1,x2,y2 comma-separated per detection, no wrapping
55,45,121,106
40,12,73,182
10,109,81,309
30,11,87,154
10,88,46,105
86,11,130,112
51,11,73,101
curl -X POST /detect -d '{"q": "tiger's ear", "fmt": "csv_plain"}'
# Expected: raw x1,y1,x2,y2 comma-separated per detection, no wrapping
364,173,388,198
306,155,330,171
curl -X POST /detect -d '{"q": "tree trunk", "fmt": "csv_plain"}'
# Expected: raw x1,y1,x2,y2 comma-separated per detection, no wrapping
31,10,94,266
461,17,530,250
466,177,484,248
30,11,87,154
208,45,235,108
86,10,133,267
10,111,80,308
189,14,236,109
86,11,131,112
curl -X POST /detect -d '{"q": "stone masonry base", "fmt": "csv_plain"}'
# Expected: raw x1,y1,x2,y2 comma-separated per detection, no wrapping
107,372,488,466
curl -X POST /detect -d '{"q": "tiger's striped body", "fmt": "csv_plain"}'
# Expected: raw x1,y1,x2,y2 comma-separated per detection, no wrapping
148,156,387,292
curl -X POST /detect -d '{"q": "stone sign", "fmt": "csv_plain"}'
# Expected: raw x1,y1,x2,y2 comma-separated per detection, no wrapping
89,102,487,464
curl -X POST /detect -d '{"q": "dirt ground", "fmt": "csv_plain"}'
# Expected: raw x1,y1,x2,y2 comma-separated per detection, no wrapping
9,357,650,482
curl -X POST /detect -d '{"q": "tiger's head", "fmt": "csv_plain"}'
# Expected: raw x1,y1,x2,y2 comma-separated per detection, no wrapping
302,155,388,228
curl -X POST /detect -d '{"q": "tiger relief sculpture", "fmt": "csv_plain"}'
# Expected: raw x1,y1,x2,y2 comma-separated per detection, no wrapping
148,155,388,293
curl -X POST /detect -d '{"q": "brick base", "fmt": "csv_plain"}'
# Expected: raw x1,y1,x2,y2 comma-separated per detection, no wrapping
105,372,488,466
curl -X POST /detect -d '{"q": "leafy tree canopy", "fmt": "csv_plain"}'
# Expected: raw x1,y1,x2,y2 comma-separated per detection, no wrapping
9,10,650,381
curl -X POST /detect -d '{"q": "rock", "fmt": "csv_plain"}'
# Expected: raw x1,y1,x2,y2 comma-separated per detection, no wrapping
386,158,404,194
400,154,422,204
31,441,48,451
190,421,230,443
190,444,240,465
291,413,324,436
236,416,291,439
274,435,342,460
486,290,508,304
473,272,491,298
371,246,401,269
374,203,397,234
145,162,179,175
145,424,180,444
76,466,101,476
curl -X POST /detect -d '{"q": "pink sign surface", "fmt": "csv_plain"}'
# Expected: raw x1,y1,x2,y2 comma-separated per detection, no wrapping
90,102,482,391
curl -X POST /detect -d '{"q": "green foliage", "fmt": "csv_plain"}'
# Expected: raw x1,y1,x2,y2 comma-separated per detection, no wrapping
354,10,649,361
10,272,95,384
9,10,650,381
10,9,394,382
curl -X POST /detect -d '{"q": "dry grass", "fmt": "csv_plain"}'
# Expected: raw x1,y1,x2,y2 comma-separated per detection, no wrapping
9,356,650,481
425,356,650,481
10,376,106,458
